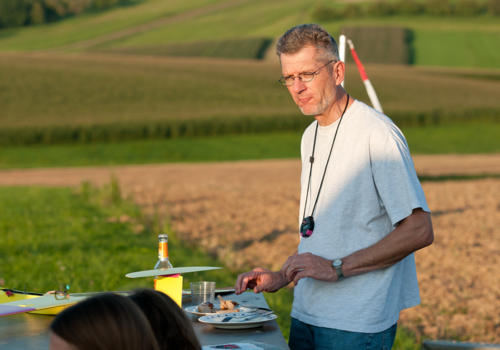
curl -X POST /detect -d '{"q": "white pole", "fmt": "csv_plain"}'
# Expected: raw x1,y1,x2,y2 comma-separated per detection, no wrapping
339,34,346,88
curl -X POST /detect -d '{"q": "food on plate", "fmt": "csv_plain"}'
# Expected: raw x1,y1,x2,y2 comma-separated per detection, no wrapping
197,302,214,313
196,296,240,314
218,295,239,310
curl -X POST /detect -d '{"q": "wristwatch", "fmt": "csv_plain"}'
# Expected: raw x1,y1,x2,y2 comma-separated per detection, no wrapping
332,259,344,281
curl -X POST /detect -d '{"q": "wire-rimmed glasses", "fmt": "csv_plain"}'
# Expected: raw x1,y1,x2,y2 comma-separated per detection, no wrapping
278,59,336,86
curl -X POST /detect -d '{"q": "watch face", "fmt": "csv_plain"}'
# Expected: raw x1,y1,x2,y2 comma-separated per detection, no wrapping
333,259,342,268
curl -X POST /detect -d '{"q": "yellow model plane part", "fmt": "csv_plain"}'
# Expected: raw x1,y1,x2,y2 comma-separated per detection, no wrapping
1,289,74,315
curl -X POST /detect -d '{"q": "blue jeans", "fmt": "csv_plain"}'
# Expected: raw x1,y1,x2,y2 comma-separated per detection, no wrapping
289,318,397,350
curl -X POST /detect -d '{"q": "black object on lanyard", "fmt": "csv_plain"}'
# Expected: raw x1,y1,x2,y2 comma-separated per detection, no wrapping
300,95,350,238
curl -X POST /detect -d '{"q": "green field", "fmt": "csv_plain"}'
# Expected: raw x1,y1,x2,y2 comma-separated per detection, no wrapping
105,0,309,47
321,16,500,69
0,184,150,292
0,123,499,169
0,0,222,51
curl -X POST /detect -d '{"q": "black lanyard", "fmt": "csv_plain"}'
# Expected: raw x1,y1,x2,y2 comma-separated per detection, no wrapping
300,95,350,238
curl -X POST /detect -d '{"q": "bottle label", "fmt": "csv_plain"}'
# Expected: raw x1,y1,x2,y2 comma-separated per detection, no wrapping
158,242,169,259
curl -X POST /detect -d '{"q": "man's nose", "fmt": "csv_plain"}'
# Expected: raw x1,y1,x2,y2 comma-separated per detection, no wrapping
290,78,306,93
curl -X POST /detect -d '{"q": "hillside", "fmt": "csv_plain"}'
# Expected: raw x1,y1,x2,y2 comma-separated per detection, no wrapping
0,0,498,69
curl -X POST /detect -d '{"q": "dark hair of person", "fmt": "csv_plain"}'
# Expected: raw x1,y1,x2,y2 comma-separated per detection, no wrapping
129,288,201,350
50,292,159,350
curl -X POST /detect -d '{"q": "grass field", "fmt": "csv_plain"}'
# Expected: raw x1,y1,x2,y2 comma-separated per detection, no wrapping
106,0,309,47
0,182,293,343
321,16,500,69
0,123,498,169
0,184,151,293
413,28,500,68
0,0,222,51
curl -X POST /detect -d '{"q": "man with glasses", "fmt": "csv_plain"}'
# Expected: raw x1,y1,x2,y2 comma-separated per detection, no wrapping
235,24,433,350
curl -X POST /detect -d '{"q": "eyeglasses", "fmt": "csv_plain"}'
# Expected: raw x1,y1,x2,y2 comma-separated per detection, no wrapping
278,59,336,86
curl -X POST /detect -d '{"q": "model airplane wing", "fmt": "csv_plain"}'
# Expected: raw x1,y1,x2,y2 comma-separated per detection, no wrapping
0,304,37,316
125,266,221,278
0,293,87,317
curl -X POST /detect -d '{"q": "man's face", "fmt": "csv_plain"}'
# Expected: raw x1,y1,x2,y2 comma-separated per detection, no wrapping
280,46,338,117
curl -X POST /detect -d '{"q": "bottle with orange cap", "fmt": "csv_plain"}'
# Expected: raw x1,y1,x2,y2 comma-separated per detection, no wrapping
154,233,173,270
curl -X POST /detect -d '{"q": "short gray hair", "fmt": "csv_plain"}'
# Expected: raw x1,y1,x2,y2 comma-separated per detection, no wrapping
276,24,339,62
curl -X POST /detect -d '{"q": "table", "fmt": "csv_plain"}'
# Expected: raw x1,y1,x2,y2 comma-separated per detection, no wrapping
0,292,289,349
189,292,289,349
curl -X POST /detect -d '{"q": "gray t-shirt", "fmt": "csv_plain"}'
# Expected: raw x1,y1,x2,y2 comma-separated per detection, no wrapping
291,100,429,333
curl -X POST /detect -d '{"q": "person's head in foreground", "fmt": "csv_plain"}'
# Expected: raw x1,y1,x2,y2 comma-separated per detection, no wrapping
50,292,159,350
129,288,201,350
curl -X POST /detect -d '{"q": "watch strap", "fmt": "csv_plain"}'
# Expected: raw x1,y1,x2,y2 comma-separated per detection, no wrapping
335,266,344,280
333,259,344,281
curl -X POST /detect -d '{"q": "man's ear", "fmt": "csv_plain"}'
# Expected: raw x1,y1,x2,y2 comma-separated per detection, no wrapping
334,61,345,86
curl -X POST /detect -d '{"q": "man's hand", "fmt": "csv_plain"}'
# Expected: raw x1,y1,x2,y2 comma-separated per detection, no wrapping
235,267,289,294
282,253,337,285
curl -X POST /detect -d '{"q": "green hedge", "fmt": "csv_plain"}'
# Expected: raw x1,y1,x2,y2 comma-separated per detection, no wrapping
0,110,498,146
311,0,498,20
100,37,274,60
0,116,307,146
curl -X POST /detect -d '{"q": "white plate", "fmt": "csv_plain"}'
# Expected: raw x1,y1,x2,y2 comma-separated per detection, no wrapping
184,304,252,317
198,312,277,329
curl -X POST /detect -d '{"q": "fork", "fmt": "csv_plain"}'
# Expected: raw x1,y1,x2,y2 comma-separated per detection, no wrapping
221,310,273,322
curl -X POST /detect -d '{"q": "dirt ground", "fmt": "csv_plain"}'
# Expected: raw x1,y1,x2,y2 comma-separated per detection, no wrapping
0,154,498,342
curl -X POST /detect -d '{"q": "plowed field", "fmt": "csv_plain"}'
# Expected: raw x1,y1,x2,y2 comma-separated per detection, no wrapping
0,154,498,342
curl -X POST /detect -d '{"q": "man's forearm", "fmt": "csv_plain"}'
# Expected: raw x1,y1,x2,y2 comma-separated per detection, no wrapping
341,208,433,278
269,270,291,292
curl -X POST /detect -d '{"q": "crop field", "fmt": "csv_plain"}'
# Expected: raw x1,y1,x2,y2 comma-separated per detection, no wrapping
0,156,498,345
0,52,499,131
1,0,498,148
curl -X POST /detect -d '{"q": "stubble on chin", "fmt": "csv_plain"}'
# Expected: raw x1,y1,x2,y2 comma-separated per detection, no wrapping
298,102,327,117
299,106,314,116
297,100,318,116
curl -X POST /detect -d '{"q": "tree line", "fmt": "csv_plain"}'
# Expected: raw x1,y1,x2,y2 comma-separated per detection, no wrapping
312,0,500,21
0,0,138,28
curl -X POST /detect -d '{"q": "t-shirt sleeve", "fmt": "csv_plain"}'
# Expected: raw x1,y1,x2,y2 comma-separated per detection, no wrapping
369,121,430,226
